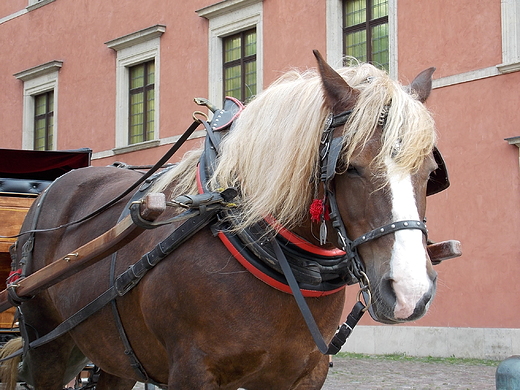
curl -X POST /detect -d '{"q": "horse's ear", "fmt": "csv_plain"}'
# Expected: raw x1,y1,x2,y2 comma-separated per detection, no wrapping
409,67,436,103
313,50,358,114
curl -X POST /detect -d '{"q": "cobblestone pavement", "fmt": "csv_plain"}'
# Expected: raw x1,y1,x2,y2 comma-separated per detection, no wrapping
130,354,499,390
322,354,498,390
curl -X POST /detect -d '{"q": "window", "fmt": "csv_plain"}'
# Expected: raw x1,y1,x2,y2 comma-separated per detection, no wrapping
33,91,54,150
129,61,155,144
498,0,520,73
105,25,165,151
223,29,257,103
14,60,62,150
196,0,263,108
343,0,389,70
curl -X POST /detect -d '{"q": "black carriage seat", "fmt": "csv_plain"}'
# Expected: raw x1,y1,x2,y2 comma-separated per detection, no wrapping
0,148,92,196
0,178,51,196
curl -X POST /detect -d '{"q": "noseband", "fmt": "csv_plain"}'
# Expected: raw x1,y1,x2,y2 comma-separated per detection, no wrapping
318,110,429,288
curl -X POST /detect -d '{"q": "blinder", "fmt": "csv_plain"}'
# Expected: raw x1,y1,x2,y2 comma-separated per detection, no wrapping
426,147,450,196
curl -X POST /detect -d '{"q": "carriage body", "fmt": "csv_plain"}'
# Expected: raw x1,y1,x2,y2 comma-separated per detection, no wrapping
0,148,91,343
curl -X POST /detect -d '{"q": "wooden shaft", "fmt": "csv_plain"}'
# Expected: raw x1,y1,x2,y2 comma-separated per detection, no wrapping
0,194,166,313
428,240,462,265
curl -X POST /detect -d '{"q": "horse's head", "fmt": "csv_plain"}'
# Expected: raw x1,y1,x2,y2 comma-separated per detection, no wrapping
313,51,437,324
208,51,438,324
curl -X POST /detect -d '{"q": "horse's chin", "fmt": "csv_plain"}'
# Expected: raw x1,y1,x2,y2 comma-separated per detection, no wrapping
367,301,431,324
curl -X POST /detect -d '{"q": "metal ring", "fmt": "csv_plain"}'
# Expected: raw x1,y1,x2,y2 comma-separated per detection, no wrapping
192,111,209,123
357,287,372,312
356,271,372,311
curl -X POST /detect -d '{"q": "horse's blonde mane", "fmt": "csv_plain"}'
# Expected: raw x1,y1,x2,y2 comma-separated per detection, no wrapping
152,63,436,230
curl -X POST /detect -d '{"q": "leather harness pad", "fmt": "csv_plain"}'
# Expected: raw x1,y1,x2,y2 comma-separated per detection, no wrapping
210,96,244,131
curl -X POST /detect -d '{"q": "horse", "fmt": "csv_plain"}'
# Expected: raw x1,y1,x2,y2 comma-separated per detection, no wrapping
0,51,439,389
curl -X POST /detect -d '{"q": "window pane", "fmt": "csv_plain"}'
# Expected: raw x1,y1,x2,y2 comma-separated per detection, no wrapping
146,88,155,139
224,35,241,63
130,64,145,89
344,0,366,27
47,115,53,150
33,91,54,151
372,0,388,19
345,30,367,62
128,60,154,144
372,23,389,69
244,30,256,57
34,118,46,151
147,62,155,85
343,0,389,69
35,94,47,116
225,65,242,99
223,28,257,102
244,61,257,100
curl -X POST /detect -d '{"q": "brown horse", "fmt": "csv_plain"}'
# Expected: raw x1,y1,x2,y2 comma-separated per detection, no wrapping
1,52,438,389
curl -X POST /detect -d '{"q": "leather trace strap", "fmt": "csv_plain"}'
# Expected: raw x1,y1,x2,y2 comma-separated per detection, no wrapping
1,205,223,364
326,301,365,355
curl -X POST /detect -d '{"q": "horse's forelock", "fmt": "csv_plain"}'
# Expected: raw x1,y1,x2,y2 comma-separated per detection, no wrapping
338,64,436,177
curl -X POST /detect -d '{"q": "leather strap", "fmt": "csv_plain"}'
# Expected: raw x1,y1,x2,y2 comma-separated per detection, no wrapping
2,189,221,363
326,301,365,354
271,238,329,354
9,120,201,239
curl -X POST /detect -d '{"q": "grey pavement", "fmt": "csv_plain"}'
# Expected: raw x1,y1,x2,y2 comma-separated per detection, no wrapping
130,354,499,389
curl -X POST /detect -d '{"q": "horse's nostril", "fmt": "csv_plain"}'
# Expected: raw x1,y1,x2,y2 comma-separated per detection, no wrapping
379,276,397,306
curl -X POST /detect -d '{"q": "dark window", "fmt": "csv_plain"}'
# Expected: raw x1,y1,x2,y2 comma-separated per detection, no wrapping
223,29,257,103
34,91,54,151
343,0,389,70
129,60,155,145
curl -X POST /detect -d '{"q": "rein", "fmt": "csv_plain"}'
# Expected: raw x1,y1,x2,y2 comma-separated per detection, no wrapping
2,120,202,240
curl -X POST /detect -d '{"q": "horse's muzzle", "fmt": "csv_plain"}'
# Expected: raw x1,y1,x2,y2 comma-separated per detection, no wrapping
369,272,437,324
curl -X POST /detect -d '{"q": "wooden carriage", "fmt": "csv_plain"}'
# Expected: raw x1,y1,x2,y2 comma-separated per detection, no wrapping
0,148,91,342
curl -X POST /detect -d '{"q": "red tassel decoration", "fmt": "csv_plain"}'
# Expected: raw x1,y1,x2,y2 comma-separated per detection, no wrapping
310,199,323,223
310,199,330,223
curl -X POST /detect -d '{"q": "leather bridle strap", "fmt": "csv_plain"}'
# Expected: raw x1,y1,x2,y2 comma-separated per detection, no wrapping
351,220,428,250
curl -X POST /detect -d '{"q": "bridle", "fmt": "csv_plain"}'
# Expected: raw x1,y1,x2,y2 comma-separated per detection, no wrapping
317,109,429,311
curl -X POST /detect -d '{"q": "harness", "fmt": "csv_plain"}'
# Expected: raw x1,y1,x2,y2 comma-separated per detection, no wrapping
196,98,432,353
5,96,450,378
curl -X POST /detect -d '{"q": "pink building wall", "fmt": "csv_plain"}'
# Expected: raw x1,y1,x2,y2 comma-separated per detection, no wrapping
1,0,519,345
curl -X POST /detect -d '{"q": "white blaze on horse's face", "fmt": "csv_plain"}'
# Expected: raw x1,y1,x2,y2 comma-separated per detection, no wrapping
385,157,433,320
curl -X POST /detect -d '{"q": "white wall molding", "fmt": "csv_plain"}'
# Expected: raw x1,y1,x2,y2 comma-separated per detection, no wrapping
106,25,165,149
343,325,520,360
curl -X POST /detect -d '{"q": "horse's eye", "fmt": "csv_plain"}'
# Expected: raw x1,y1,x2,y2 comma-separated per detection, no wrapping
346,165,361,176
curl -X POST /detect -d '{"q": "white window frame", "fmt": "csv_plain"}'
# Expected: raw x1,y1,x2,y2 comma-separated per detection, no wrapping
14,60,62,150
498,0,520,73
105,25,165,152
326,0,397,78
196,0,263,109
